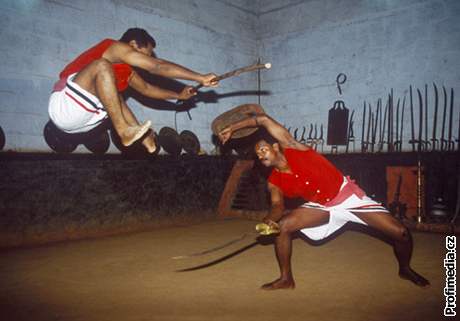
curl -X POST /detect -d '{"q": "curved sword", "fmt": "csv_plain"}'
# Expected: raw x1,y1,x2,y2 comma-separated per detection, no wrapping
441,86,448,151
447,88,455,151
432,83,439,151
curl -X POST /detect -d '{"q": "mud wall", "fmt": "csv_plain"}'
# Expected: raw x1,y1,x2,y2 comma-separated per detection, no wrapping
0,154,235,248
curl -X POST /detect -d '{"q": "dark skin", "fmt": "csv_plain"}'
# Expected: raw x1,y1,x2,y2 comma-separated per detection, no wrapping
71,38,218,153
219,106,430,290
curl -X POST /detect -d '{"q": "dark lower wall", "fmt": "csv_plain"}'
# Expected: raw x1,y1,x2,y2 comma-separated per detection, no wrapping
329,152,459,213
0,151,458,249
0,154,235,248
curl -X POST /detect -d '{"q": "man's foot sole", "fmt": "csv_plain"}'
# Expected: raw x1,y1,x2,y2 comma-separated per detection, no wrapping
122,121,152,147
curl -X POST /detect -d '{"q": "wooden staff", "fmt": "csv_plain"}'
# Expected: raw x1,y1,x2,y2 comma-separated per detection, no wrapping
176,62,272,108
193,62,272,92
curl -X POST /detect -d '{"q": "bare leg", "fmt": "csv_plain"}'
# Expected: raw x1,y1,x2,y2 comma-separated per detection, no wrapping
262,208,330,290
352,211,430,287
118,97,157,153
72,59,150,146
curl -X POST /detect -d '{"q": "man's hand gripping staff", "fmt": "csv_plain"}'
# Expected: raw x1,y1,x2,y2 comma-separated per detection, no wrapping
176,62,271,106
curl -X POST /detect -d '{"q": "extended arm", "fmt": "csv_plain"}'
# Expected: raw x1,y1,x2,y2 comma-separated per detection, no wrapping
105,42,218,86
128,71,196,100
218,109,308,150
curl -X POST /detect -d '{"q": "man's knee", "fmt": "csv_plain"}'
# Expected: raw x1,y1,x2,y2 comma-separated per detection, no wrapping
92,58,113,74
278,219,293,234
394,225,410,242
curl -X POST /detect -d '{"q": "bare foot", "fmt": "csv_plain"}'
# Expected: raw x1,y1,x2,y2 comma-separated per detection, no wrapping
142,130,157,154
121,120,151,147
261,278,295,290
399,267,430,287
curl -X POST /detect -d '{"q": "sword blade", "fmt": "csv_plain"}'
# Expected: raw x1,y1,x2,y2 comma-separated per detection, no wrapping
447,88,454,150
432,83,439,151
372,111,377,152
380,99,388,152
388,90,394,152
417,88,423,153
424,84,429,149
395,97,400,145
361,101,367,152
410,85,416,152
399,94,406,151
366,103,372,152
172,232,257,259
372,100,380,148
441,86,448,151
346,110,355,153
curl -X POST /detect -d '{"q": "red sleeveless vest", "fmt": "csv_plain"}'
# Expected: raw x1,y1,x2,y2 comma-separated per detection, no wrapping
53,39,132,92
268,148,343,204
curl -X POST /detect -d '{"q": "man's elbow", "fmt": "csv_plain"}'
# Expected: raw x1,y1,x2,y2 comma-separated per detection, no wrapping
271,202,284,212
257,114,270,126
148,59,168,74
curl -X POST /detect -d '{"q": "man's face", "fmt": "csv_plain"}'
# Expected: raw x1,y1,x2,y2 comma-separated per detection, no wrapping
255,140,277,167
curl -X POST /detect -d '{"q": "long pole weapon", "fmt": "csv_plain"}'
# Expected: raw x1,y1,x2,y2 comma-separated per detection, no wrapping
176,62,272,106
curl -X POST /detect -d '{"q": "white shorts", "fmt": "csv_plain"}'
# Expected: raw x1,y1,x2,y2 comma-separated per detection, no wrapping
48,73,108,133
299,177,388,241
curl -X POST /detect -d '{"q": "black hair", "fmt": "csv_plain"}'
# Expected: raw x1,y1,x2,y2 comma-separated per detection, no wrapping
253,127,278,146
119,28,156,48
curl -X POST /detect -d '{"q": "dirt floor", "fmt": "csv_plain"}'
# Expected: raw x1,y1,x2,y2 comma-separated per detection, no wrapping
0,218,450,321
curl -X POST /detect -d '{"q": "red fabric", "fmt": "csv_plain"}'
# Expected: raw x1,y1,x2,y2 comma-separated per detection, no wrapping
268,148,343,204
111,63,132,92
323,176,366,206
53,39,132,92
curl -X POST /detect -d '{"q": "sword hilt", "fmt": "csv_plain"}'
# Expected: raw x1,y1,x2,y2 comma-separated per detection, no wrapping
255,223,280,235
430,138,439,151
440,139,448,151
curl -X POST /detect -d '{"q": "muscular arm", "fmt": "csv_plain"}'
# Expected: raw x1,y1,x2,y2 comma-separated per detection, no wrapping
127,53,203,81
264,183,285,224
128,71,194,100
220,108,308,151
104,42,214,85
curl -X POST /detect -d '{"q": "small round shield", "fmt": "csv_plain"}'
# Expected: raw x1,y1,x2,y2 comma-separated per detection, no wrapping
0,126,5,150
43,120,78,154
158,127,182,156
211,104,265,139
84,130,110,155
179,130,200,155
